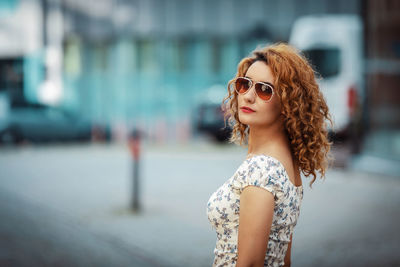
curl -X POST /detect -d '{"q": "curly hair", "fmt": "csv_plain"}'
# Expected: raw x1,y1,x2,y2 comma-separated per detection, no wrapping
222,42,333,188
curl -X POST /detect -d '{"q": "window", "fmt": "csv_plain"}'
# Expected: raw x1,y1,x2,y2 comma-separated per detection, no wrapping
303,48,341,78
0,58,23,92
136,39,157,72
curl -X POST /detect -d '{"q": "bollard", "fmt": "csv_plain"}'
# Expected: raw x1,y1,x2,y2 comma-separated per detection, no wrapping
128,128,141,212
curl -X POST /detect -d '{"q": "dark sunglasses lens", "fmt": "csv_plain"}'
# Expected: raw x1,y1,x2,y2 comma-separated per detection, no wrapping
255,83,273,101
235,78,250,94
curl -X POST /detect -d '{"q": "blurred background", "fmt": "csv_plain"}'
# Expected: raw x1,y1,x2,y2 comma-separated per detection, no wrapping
0,0,399,266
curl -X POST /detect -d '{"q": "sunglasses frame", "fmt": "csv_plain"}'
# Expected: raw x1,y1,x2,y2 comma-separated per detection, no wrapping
233,76,275,102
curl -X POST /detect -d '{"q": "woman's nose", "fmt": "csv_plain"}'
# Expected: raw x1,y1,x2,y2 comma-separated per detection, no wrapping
244,84,256,102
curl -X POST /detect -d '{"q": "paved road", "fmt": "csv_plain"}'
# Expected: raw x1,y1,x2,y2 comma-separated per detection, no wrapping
0,142,399,266
0,188,166,267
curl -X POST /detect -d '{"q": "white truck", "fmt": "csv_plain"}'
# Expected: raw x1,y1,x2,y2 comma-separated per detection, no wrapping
289,15,364,139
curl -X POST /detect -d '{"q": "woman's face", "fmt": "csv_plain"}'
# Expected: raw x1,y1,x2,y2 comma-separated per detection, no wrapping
237,60,282,129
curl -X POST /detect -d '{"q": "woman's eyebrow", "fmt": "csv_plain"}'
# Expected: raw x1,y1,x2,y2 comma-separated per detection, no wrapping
245,76,275,88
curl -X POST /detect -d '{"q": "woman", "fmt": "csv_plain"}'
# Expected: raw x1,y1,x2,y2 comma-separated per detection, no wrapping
206,42,332,267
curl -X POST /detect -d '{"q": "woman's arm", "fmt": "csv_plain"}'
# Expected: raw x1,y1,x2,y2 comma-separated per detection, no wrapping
236,186,275,267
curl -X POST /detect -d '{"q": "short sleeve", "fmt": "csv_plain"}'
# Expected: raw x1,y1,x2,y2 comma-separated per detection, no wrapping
231,155,284,202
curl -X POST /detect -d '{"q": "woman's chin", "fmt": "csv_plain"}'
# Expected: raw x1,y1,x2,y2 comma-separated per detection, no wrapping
239,114,253,123
239,119,267,129
238,118,253,126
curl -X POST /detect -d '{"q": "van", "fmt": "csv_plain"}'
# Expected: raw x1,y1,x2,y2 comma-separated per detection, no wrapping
289,15,364,139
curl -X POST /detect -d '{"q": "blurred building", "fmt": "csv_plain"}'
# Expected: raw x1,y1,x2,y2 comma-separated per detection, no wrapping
2,0,400,167
0,0,43,106
356,0,400,172
0,0,361,143
58,0,361,143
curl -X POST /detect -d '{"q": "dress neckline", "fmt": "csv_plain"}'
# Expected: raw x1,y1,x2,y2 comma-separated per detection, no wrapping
245,153,303,189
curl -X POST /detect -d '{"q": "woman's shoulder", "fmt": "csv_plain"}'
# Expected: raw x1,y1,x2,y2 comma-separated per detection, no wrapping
244,153,298,184
239,154,288,181
231,154,287,198
244,153,286,170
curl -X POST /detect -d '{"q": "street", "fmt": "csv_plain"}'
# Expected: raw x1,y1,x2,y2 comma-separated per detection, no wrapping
0,142,399,267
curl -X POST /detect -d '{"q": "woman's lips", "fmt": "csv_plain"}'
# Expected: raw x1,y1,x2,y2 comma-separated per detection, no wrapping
240,107,255,113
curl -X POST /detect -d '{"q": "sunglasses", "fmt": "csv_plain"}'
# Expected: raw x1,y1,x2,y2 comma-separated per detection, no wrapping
233,77,274,102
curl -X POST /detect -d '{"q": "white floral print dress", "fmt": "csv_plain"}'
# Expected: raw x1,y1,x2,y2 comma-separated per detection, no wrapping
206,154,303,267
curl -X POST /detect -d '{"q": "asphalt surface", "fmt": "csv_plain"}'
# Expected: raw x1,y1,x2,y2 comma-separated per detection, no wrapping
0,188,165,267
0,141,399,267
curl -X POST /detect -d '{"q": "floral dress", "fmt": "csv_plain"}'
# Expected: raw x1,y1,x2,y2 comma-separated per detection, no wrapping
206,154,303,267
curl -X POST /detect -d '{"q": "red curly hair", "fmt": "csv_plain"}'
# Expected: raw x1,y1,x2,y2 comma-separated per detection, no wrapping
222,42,333,188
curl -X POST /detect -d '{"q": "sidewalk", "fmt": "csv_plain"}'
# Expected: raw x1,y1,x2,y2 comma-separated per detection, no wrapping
0,142,399,266
0,188,162,267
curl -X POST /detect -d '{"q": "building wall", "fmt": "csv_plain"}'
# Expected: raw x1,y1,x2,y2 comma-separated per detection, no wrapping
363,0,400,160
60,0,361,143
